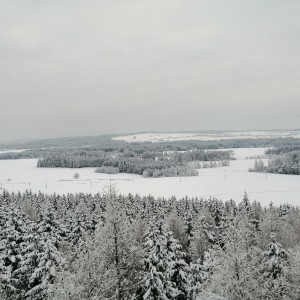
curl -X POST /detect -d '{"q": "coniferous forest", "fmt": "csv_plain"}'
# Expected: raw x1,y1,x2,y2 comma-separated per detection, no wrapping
1,188,300,300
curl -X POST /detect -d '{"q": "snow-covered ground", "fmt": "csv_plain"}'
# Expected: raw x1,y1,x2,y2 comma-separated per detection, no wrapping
0,149,27,154
0,148,300,207
113,131,300,143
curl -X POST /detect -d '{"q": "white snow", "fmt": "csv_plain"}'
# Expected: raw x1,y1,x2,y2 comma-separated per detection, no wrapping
113,131,300,143
0,149,27,154
0,148,300,207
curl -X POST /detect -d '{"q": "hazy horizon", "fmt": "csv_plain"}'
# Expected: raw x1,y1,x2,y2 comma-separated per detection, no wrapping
2,128,300,144
1,1,300,141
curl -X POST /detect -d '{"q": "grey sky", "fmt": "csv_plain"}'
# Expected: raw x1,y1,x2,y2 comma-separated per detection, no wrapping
0,0,300,141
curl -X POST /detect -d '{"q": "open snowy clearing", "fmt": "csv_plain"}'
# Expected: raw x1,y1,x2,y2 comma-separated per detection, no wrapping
0,148,300,207
113,131,300,143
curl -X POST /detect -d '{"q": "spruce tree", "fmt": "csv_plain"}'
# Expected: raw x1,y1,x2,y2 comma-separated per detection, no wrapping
137,218,180,300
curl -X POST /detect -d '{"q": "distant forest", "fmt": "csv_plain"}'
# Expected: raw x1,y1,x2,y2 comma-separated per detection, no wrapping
0,189,299,299
2,134,300,151
2,135,300,178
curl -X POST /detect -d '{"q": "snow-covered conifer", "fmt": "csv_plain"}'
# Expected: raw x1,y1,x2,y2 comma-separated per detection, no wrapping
51,185,143,300
203,217,262,299
0,208,32,299
164,227,191,299
136,218,180,300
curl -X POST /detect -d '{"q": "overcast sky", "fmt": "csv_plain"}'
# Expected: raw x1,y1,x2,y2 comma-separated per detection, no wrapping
0,0,300,141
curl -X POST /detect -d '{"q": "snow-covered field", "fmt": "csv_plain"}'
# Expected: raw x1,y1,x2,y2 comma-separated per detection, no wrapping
0,149,27,154
0,148,300,207
113,131,300,143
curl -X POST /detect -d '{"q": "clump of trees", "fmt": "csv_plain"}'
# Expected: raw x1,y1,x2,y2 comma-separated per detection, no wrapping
265,146,300,155
95,166,120,174
1,189,300,299
249,158,266,172
250,147,300,175
36,148,232,178
142,165,199,178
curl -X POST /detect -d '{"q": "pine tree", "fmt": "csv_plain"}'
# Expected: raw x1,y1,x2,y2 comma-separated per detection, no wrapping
167,211,188,252
136,218,180,300
258,233,289,299
164,227,190,299
262,233,287,280
238,192,252,216
0,208,32,299
23,209,66,299
203,217,262,300
259,203,282,249
190,213,215,262
50,185,143,300
282,246,300,299
189,250,214,299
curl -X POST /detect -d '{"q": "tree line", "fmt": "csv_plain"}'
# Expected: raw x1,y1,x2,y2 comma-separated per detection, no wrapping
2,135,300,161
